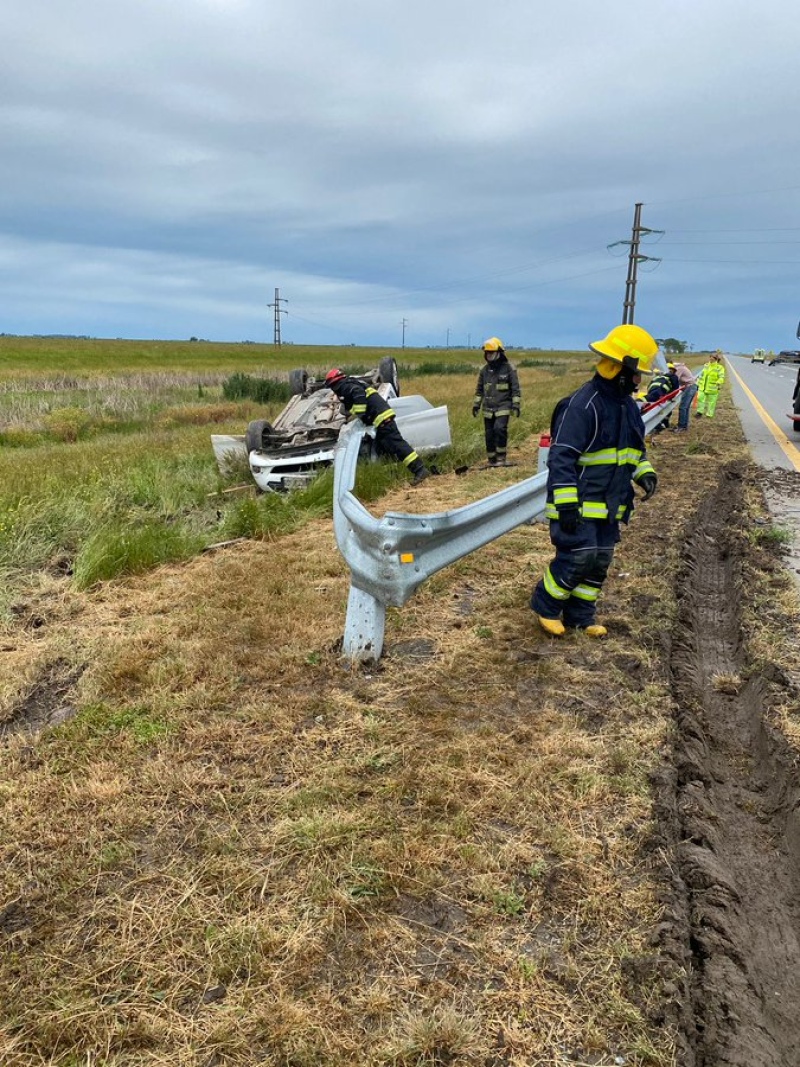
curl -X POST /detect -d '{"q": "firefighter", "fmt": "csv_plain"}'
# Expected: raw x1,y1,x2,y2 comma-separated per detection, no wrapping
324,369,430,485
644,362,680,433
530,324,659,638
695,350,726,418
472,337,521,466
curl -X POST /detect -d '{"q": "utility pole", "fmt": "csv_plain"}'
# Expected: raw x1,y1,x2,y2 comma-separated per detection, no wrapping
267,287,288,346
607,203,663,324
446,328,450,349
400,318,408,349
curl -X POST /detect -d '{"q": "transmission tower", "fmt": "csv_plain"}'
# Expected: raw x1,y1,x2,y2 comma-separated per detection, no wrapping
607,203,663,324
267,288,288,346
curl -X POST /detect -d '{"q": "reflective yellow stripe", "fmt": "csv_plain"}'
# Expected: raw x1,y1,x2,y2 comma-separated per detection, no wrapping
618,447,643,465
573,583,599,602
352,404,367,414
578,448,617,467
545,503,559,519
615,504,628,519
402,451,419,467
579,447,643,467
634,461,655,480
373,409,395,427
544,566,571,601
581,501,608,519
553,486,579,505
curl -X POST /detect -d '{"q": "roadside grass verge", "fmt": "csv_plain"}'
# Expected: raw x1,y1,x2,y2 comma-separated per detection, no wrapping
0,385,776,1065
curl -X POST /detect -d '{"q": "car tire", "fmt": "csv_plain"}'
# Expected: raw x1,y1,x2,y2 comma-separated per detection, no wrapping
289,369,309,396
378,357,400,396
245,419,275,454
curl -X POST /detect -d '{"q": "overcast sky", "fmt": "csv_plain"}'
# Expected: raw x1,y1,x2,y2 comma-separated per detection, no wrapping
3,0,800,353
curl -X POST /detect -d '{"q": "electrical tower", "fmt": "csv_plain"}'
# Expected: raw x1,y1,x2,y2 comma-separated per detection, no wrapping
267,288,288,346
607,203,663,324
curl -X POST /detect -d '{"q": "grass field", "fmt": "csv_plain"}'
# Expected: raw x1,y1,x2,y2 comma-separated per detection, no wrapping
2,338,791,1066
0,338,591,606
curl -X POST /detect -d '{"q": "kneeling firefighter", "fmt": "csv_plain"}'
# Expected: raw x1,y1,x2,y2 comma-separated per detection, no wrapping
530,324,659,637
324,369,430,485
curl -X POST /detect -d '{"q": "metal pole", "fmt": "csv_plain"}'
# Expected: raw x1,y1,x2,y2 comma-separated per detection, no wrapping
622,203,643,325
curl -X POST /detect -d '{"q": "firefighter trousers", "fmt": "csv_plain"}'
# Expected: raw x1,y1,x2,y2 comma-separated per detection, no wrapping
530,517,619,628
483,413,510,463
375,418,424,474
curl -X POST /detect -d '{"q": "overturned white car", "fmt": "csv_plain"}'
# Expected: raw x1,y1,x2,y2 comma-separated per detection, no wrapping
212,358,451,493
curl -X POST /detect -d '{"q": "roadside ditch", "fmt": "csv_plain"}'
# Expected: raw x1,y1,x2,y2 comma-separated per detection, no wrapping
656,463,800,1066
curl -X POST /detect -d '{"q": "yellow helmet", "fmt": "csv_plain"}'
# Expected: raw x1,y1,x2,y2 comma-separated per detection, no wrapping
482,336,505,362
589,324,657,378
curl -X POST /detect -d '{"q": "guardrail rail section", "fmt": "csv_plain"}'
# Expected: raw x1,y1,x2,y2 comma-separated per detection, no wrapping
333,393,680,661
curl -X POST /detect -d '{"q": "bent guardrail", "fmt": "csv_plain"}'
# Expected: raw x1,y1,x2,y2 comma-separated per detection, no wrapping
333,394,680,661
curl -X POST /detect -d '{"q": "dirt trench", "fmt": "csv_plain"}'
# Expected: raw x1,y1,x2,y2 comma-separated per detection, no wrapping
658,465,800,1066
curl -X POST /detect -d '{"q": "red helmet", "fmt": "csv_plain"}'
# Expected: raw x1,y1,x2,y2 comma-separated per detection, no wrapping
325,368,345,387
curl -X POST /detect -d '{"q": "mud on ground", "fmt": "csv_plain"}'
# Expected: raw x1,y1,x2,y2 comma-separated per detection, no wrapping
654,463,800,1067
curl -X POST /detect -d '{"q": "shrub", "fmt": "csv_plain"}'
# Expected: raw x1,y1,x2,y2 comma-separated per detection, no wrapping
73,518,205,588
221,374,292,404
42,406,94,442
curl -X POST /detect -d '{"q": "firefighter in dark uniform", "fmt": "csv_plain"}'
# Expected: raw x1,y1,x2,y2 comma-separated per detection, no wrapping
324,369,430,485
530,324,659,638
643,362,680,433
472,337,521,466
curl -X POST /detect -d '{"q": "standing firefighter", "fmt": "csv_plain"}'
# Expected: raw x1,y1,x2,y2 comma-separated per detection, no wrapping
695,350,726,419
324,369,430,485
472,337,521,466
530,324,659,638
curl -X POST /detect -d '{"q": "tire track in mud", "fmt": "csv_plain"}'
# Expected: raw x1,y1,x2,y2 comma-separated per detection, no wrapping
662,465,800,1067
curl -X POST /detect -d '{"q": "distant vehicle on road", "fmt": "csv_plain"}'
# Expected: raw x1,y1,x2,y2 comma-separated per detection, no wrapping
769,351,800,366
752,348,766,363
768,321,800,366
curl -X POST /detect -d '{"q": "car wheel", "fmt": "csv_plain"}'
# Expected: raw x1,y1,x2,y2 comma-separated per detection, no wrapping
289,369,309,396
245,419,275,454
378,357,400,396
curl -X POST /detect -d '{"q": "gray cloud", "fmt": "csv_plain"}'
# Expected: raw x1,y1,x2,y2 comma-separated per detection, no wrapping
2,0,800,351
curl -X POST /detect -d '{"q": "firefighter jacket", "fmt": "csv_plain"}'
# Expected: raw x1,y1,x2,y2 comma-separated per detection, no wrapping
334,378,396,428
474,356,521,417
645,370,679,402
545,372,656,525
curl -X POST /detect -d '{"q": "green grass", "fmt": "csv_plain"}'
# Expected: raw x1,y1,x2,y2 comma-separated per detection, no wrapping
0,337,591,607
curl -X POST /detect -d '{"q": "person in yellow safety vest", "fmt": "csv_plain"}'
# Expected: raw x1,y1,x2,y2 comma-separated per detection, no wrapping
696,350,726,419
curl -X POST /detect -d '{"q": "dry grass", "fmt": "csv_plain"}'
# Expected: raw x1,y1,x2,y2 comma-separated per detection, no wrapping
0,387,787,1066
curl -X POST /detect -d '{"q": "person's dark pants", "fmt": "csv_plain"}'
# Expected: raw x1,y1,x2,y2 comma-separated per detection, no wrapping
375,418,424,475
677,384,697,429
531,518,620,628
483,413,510,463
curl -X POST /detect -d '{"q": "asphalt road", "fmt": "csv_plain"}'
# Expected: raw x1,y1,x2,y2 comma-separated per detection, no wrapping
725,353,800,584
726,354,800,472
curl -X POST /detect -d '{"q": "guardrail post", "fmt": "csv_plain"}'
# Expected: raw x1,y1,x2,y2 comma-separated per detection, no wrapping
343,587,387,662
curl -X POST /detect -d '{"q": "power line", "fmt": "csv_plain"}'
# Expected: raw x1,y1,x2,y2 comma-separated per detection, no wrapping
266,287,287,346
607,202,663,324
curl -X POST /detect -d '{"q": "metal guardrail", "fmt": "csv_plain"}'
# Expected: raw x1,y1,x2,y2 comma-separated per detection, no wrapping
333,393,680,661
